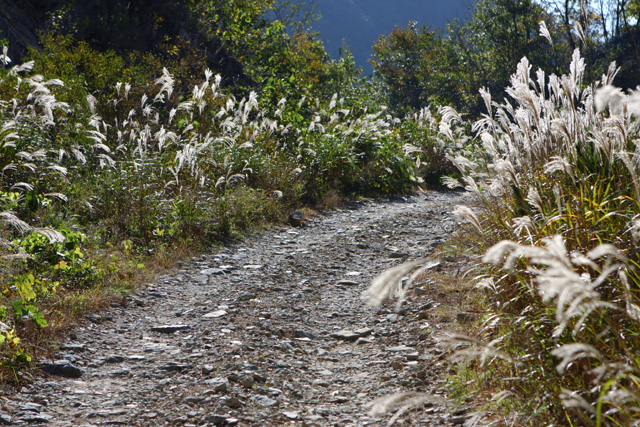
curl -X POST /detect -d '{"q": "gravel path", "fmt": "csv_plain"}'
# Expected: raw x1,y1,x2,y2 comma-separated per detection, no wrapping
1,190,481,427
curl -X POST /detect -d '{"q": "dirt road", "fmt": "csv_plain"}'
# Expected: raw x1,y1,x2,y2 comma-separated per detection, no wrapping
1,190,481,426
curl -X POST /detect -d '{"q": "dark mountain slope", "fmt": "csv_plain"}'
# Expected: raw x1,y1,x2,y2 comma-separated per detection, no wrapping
313,0,470,74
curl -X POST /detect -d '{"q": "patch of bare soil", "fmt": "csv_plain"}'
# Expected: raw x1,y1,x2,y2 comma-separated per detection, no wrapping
0,190,485,427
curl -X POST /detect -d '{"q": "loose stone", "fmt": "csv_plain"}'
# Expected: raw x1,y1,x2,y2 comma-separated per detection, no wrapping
104,355,125,364
205,414,227,425
41,361,83,378
203,310,227,319
251,395,278,407
289,210,303,227
150,324,191,333
204,377,230,392
222,397,243,409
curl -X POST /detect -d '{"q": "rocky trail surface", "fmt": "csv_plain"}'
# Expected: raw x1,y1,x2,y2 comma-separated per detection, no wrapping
1,191,483,427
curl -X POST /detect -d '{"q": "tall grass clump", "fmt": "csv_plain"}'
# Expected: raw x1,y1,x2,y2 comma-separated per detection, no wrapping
445,47,640,425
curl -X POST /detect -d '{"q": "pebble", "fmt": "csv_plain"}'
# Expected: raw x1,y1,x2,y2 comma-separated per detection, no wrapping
205,414,227,425
127,354,146,361
389,252,410,259
150,324,191,333
294,329,317,340
222,397,243,409
20,413,54,423
282,411,299,420
386,345,414,352
251,395,278,407
331,330,360,341
228,374,255,388
0,413,12,425
414,287,428,296
41,361,83,378
266,387,282,396
203,310,227,318
201,268,226,275
158,362,192,372
111,368,131,377
104,355,125,364
452,414,469,425
204,377,229,393
331,327,373,341
190,275,207,285
237,293,256,302
289,210,303,227
183,396,206,404
314,348,329,356
61,344,86,353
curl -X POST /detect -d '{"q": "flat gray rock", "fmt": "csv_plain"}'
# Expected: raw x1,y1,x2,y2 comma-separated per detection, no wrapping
201,268,226,275
159,362,192,372
386,345,414,352
150,324,191,333
204,377,229,392
251,395,278,407
222,397,243,409
330,328,373,341
0,413,12,425
192,274,208,284
104,355,125,364
41,361,83,378
282,411,299,420
203,310,227,318
61,344,86,353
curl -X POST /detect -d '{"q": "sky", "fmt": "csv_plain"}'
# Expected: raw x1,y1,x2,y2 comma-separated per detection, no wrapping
311,0,471,75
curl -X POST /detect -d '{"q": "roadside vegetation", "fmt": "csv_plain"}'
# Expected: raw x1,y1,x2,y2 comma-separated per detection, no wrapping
2,0,640,425
442,49,640,426
365,1,640,425
0,0,455,381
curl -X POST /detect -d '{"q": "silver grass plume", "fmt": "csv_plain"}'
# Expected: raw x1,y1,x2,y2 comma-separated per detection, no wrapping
0,45,10,67
445,334,513,367
154,68,175,103
0,211,30,233
539,21,553,46
453,205,484,236
484,235,623,337
551,343,602,374
0,212,64,244
362,259,440,309
367,392,442,426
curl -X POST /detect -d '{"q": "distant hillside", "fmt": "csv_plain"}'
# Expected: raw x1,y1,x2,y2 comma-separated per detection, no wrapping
312,0,470,75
